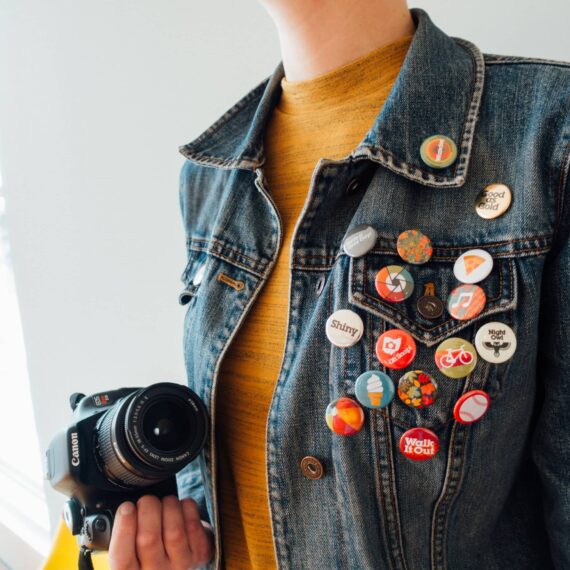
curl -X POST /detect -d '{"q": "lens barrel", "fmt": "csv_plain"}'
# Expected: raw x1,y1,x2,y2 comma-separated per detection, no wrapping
94,382,208,487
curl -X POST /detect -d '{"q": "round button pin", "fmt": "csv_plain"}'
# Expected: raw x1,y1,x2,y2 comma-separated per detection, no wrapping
474,322,517,364
343,224,378,257
447,284,486,321
419,135,458,169
396,229,433,265
375,265,414,303
325,309,364,347
397,370,437,408
399,427,440,461
354,370,395,409
453,390,490,424
375,329,417,369
475,183,512,219
453,249,493,284
417,295,444,320
325,397,365,436
435,337,478,378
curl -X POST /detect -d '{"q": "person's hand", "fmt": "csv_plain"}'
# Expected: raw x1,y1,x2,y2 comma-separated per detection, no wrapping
108,494,215,570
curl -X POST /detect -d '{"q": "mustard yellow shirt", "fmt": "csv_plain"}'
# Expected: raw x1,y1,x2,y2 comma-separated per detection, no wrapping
42,32,415,570
215,32,415,570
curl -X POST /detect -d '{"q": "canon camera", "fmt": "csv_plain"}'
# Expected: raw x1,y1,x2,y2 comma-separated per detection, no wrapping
44,382,208,551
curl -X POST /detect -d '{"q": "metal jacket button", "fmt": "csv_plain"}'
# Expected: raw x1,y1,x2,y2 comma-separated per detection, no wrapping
417,295,444,320
300,456,324,480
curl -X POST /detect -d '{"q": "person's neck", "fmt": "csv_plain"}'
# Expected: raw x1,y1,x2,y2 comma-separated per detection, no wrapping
261,0,415,82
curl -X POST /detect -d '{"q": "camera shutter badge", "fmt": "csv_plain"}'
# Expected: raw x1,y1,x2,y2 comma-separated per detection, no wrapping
375,265,414,303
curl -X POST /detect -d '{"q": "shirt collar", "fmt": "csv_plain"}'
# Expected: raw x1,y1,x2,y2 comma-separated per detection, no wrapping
178,7,485,188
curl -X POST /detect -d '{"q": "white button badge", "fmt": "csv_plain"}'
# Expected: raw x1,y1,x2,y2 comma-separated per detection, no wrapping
474,322,517,364
453,249,493,284
325,309,364,348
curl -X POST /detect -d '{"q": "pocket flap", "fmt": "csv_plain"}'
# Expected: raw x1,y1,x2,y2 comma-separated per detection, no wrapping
348,247,518,347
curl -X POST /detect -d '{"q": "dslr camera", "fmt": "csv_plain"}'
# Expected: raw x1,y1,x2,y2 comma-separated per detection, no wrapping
45,382,208,551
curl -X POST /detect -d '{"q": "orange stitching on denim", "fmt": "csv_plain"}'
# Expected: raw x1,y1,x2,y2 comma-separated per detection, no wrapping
217,272,244,291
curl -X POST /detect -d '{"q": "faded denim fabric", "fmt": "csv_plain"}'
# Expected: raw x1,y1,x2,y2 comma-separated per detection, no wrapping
175,7,570,570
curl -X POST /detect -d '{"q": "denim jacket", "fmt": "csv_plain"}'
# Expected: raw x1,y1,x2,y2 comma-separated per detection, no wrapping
175,7,570,569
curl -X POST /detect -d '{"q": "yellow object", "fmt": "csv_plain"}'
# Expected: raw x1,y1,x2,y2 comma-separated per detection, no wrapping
215,32,415,570
42,518,110,570
41,32,414,570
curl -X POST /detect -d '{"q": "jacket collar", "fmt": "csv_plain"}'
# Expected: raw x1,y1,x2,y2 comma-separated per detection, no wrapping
178,7,485,188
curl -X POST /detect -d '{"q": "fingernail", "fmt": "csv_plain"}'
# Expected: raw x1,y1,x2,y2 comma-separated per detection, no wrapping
120,502,135,515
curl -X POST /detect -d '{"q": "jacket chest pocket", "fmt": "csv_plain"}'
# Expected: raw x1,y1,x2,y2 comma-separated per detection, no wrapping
344,246,518,430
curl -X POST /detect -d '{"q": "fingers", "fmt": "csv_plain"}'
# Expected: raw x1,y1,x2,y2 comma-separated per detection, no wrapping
135,495,168,567
161,495,193,569
181,498,215,567
108,501,139,570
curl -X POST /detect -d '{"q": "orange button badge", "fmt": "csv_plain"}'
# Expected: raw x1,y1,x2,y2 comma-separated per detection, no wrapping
447,284,486,321
396,229,433,265
397,370,438,408
399,427,440,461
325,397,365,436
419,135,458,169
375,265,414,303
376,329,417,369
435,337,478,378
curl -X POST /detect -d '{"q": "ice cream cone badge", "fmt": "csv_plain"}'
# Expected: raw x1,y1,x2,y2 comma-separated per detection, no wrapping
367,374,384,406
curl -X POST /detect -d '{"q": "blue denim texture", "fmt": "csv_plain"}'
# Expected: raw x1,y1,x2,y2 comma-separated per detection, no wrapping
175,7,570,569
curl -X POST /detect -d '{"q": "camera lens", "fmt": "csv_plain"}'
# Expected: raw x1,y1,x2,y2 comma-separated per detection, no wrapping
142,400,191,452
94,382,208,487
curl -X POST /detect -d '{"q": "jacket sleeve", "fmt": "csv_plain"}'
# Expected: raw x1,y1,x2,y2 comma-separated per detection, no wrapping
176,158,210,524
531,145,570,569
175,461,210,524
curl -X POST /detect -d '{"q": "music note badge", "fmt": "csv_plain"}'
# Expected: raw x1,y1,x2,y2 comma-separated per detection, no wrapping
447,284,486,321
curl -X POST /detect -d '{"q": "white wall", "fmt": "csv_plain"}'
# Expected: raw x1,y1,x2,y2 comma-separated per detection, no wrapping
0,0,568,559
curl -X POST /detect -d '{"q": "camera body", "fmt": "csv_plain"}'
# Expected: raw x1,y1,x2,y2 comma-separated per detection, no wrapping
45,382,208,551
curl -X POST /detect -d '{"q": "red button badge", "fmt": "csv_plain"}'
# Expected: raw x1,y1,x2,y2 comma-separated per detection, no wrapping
325,397,365,436
375,329,417,369
453,390,491,424
399,427,440,461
